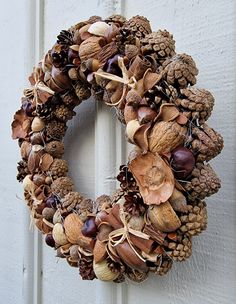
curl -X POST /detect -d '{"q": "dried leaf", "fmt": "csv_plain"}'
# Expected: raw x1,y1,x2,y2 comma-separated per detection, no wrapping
39,153,54,172
11,109,32,139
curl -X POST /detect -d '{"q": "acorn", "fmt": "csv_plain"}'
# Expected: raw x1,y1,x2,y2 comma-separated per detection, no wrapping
45,233,56,248
170,146,195,179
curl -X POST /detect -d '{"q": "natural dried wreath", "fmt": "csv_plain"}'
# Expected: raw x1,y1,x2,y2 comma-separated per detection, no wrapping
12,15,224,283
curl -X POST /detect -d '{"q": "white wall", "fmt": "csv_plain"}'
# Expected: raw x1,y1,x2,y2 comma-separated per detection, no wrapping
0,1,235,304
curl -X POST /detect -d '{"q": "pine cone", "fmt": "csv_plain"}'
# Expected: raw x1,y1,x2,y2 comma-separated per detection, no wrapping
117,165,139,192
45,141,64,158
125,268,148,283
176,87,214,124
182,163,221,201
36,103,54,120
54,104,75,122
61,191,83,213
162,53,198,88
190,124,224,162
145,81,178,108
141,30,175,63
123,192,146,216
107,258,125,275
75,198,94,222
45,120,67,140
75,83,91,100
111,188,125,204
61,91,80,106
105,14,126,26
87,15,102,24
95,195,112,212
153,257,173,276
48,159,68,179
180,201,207,236
78,254,96,280
57,30,73,46
166,233,192,262
122,16,151,39
51,177,74,198
51,45,68,68
17,160,29,182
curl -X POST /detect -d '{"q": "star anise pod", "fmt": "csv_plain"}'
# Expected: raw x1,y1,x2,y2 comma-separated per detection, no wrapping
117,165,139,192
123,192,146,216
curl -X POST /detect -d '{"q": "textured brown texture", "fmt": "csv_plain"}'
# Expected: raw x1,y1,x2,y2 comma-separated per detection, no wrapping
162,53,198,88
152,257,173,276
141,30,175,61
48,159,68,179
166,233,192,261
190,123,224,162
54,104,75,122
62,191,83,212
105,14,126,26
180,201,207,236
176,87,214,124
45,120,67,140
183,163,221,201
51,177,74,198
122,15,151,39
45,141,64,158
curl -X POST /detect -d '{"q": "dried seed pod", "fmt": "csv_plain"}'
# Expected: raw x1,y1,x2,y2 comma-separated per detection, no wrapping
162,53,198,88
182,163,221,201
176,87,214,124
51,177,74,198
31,117,45,132
45,120,67,140
20,141,31,160
148,201,181,232
105,14,126,26
180,201,207,236
166,233,192,262
54,104,75,122
75,83,91,100
52,223,69,245
141,30,175,62
148,121,187,154
190,124,224,162
93,239,107,263
48,159,68,179
45,141,64,158
152,257,173,276
93,260,120,281
79,36,106,61
62,191,83,213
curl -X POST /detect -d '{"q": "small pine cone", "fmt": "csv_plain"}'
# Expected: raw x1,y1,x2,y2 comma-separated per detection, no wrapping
17,160,29,182
45,141,64,158
75,83,91,101
48,159,68,179
180,201,207,236
75,198,94,222
141,30,175,62
51,177,74,198
36,103,54,120
62,191,83,213
95,195,112,211
176,87,214,124
78,255,96,280
57,30,73,46
45,120,67,140
105,14,126,26
145,80,178,108
190,124,224,162
117,165,139,192
87,15,102,24
123,192,146,216
61,91,80,106
107,258,125,275
166,233,192,262
153,257,173,276
162,53,198,88
122,16,151,39
54,104,75,122
182,163,221,201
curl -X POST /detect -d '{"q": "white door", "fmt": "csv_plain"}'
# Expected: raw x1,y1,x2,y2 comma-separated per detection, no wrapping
1,0,236,303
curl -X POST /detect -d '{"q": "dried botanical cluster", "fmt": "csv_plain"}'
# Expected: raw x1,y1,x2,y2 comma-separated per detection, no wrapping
12,14,223,283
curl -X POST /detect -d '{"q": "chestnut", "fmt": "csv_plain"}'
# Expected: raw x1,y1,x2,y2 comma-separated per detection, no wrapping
45,233,55,248
170,146,195,179
46,195,60,208
81,217,97,238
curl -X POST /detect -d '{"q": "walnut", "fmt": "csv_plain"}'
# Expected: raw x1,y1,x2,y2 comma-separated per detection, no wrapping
45,141,64,158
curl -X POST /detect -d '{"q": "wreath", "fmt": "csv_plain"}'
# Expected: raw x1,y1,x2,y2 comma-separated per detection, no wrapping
11,15,224,283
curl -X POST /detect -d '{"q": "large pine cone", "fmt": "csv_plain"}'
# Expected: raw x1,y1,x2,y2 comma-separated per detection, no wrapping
190,124,224,162
180,201,207,236
141,30,175,62
152,257,173,276
122,15,151,39
117,165,139,192
36,103,54,120
166,233,192,262
162,53,198,88
183,163,221,201
176,87,214,124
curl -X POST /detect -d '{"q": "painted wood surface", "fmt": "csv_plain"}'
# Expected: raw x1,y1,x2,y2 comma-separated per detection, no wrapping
0,0,235,303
